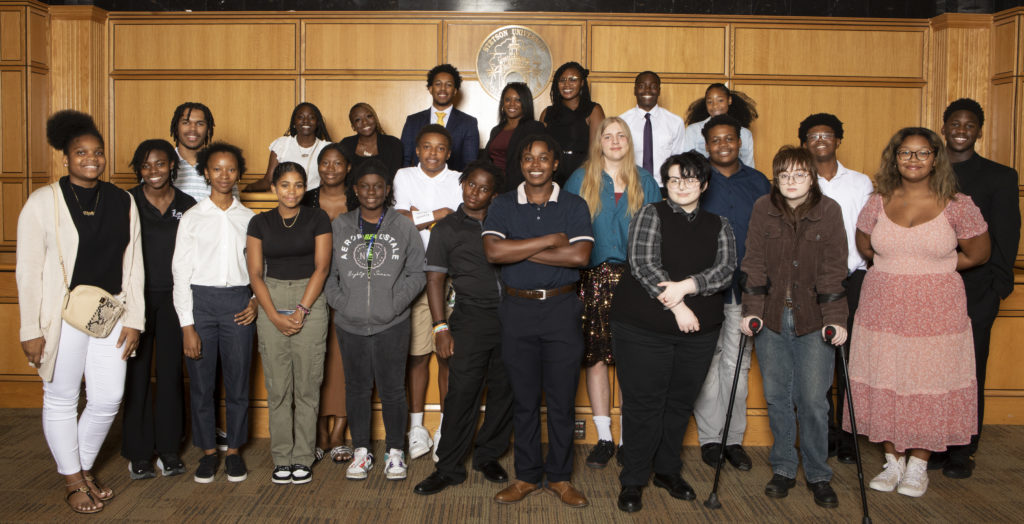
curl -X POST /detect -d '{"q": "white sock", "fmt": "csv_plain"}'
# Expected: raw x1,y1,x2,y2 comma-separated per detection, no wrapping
436,414,443,433
410,412,424,428
594,415,612,442
618,415,624,446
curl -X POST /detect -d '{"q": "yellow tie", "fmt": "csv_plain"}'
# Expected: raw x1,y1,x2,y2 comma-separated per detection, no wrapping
436,111,446,126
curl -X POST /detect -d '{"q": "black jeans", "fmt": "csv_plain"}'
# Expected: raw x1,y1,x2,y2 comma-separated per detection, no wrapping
121,290,185,461
435,304,514,481
613,321,718,487
500,293,584,484
338,319,410,452
948,281,1000,459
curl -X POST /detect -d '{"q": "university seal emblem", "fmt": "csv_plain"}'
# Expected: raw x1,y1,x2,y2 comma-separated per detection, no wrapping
477,26,552,100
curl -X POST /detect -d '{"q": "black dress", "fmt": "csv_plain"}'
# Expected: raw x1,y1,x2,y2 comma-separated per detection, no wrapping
542,100,595,185
483,119,548,193
339,134,404,183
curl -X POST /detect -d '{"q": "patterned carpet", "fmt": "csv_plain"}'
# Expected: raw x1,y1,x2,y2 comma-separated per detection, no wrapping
1,408,1022,523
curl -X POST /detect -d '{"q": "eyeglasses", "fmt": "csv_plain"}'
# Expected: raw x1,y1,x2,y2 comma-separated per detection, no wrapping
558,76,581,84
666,177,701,188
896,149,934,161
806,132,835,141
776,171,810,183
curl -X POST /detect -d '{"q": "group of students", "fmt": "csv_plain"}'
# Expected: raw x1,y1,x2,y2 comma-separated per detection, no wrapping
15,59,1019,516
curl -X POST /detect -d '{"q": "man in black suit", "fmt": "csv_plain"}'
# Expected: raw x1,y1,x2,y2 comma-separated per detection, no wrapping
934,98,1020,479
401,64,480,171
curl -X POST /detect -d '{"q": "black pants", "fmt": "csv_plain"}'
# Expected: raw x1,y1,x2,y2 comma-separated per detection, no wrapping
613,321,718,487
435,304,514,481
828,269,864,449
121,290,185,461
500,293,584,484
339,320,410,451
948,281,1000,459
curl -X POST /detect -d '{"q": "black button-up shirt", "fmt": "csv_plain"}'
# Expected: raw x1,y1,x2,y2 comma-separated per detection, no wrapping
426,205,502,309
129,184,196,292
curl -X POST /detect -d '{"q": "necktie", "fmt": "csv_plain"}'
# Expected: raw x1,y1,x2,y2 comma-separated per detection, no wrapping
643,113,654,174
436,111,446,126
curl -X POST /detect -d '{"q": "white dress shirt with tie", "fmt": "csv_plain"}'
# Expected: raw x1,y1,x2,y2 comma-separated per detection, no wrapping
621,105,686,186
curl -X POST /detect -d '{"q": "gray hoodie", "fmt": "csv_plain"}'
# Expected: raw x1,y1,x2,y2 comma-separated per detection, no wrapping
325,207,425,336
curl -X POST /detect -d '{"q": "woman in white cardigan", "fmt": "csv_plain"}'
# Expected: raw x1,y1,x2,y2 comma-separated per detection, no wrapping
16,111,145,515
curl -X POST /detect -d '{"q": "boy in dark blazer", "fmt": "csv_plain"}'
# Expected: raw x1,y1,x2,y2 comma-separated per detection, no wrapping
401,64,480,171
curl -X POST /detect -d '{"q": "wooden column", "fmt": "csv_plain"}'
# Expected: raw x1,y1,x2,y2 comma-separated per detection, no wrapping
991,8,1023,174
929,13,993,155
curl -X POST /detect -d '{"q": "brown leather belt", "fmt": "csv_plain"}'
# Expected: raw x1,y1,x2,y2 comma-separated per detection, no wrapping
505,284,576,301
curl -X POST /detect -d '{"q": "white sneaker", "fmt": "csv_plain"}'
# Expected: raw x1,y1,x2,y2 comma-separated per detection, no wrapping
346,448,374,480
408,425,433,460
384,449,407,480
897,456,929,497
869,453,906,492
432,427,442,463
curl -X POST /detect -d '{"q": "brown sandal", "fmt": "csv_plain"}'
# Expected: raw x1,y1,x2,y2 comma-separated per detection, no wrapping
65,479,102,514
83,474,114,502
330,445,353,463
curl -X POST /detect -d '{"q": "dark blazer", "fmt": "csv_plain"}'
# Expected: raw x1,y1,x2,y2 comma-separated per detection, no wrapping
484,120,548,193
339,134,404,182
400,108,480,171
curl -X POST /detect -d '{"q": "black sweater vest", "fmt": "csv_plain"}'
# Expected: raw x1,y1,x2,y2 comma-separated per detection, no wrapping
611,202,726,335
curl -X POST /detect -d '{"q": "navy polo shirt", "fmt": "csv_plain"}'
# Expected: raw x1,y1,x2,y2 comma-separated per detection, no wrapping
482,183,594,290
702,161,770,303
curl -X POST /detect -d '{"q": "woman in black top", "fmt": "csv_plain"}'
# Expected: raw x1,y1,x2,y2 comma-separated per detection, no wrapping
609,152,736,513
484,82,548,192
123,139,196,480
247,162,333,485
339,102,404,181
17,110,144,514
540,62,606,184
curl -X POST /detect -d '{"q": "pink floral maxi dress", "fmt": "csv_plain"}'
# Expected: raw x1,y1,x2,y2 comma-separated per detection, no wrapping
845,193,987,452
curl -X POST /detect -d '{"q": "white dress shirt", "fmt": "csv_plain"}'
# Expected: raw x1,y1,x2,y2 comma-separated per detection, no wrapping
172,197,255,326
429,106,454,126
620,104,687,186
681,117,755,168
393,164,463,251
817,160,874,273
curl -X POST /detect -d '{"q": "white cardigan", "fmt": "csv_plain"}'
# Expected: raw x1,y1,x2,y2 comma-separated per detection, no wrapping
16,181,145,382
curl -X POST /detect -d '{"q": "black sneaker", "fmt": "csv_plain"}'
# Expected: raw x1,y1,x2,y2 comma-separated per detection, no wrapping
272,465,292,484
128,460,156,480
194,454,219,484
764,474,796,498
586,440,616,469
157,454,186,477
291,465,312,485
216,428,229,452
807,481,838,508
225,454,247,482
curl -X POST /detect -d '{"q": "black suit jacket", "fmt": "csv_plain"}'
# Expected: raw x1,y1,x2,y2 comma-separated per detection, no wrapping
954,153,1020,299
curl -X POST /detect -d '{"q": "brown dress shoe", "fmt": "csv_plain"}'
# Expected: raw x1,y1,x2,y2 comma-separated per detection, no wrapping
545,481,589,507
494,481,539,504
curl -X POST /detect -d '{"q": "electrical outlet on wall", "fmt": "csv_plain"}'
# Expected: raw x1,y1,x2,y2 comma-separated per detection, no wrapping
574,419,586,440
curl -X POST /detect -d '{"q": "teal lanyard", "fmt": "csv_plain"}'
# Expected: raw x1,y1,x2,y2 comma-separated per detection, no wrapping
359,210,385,277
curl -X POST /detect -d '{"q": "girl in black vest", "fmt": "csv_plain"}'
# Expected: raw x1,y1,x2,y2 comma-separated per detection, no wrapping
609,152,736,513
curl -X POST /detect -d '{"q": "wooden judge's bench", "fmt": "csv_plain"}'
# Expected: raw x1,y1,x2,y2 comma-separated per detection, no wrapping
1,1,1022,443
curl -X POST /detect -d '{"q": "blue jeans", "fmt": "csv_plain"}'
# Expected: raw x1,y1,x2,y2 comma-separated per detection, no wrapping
756,307,834,483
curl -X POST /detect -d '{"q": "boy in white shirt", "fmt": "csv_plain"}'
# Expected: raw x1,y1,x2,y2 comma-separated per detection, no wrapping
393,124,463,461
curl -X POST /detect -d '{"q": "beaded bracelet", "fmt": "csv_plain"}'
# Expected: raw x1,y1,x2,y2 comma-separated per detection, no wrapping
295,303,311,315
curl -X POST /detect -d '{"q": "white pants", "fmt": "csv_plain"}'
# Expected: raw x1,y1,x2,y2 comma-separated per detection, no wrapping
43,321,127,475
694,303,753,446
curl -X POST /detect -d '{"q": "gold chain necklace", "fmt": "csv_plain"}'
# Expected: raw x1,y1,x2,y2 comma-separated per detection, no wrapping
71,183,100,216
282,207,301,228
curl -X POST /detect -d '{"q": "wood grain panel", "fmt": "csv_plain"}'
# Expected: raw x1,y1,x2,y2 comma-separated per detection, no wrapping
28,70,46,178
1018,78,1024,176
987,317,1024,390
992,18,1018,77
304,78,443,146
929,24,991,149
27,8,44,68
989,80,1017,171
0,70,24,174
111,22,297,72
0,303,29,375
0,269,13,298
304,21,439,72
111,79,297,184
590,24,726,75
732,83,923,174
734,27,925,79
445,22,585,84
590,80,707,123
1,180,23,243
0,9,23,63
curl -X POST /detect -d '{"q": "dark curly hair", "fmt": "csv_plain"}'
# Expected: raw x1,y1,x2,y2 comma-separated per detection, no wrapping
46,110,104,155
685,83,758,127
427,64,462,90
169,102,214,148
285,102,332,141
348,158,394,209
548,62,593,116
197,141,246,183
701,114,742,140
130,139,179,182
942,98,984,128
798,113,845,144
660,151,711,188
460,159,505,191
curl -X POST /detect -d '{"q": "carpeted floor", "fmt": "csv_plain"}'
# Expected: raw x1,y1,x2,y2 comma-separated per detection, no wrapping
1,408,1022,523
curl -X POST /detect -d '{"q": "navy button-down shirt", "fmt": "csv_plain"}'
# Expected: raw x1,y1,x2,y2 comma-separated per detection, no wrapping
702,162,770,303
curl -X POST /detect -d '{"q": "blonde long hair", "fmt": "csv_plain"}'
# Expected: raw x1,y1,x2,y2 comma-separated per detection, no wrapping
579,116,645,220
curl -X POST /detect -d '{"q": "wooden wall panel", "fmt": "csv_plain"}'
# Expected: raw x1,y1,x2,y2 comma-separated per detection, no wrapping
0,69,25,174
304,21,439,72
590,79,706,125
732,84,923,174
305,78,438,143
734,26,926,79
929,17,992,151
445,21,585,84
27,8,45,68
990,80,1018,172
111,79,297,184
988,317,1024,390
993,18,1018,76
111,22,297,72
590,24,727,75
0,303,26,374
0,9,23,63
1,180,23,242
28,69,46,179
